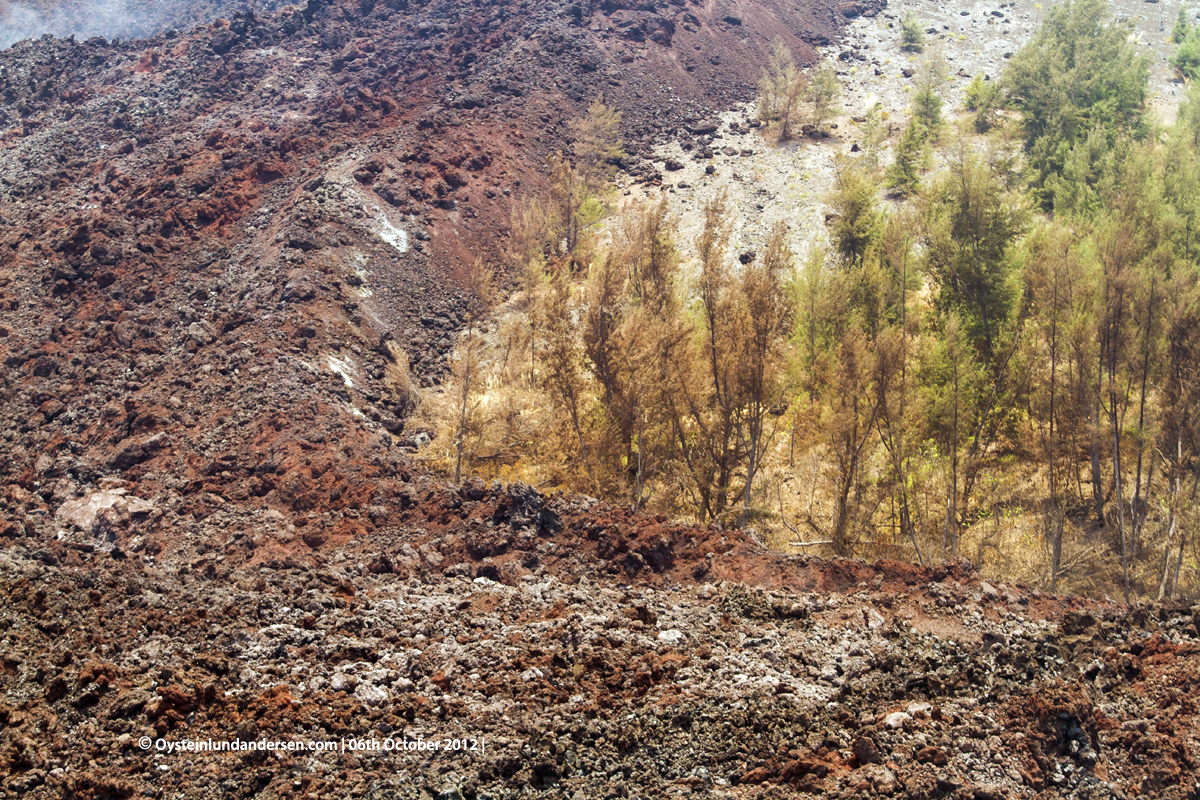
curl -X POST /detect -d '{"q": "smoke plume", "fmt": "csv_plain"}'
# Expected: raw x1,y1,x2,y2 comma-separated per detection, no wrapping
0,0,260,49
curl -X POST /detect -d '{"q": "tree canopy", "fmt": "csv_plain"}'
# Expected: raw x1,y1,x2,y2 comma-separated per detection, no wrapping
1003,0,1149,208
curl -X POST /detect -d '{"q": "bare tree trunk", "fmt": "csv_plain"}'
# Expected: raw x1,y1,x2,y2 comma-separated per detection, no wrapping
1047,268,1062,591
946,363,960,560
901,493,924,566
833,445,856,556
1048,445,1062,591
566,400,597,489
1110,407,1131,605
1169,537,1185,598
454,324,473,485
634,411,645,507
789,409,797,468
1131,283,1157,554
1138,448,1156,552
742,428,759,528
1169,470,1200,596
1156,439,1180,600
1091,376,1105,525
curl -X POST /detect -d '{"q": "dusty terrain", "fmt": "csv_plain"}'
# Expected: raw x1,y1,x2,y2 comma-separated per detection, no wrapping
2,0,1200,798
626,0,1195,268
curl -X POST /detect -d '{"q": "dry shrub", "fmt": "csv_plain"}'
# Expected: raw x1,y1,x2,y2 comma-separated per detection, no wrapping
384,341,419,418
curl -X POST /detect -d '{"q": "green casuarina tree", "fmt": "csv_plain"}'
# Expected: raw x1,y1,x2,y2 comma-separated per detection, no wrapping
808,63,841,136
886,119,927,197
912,53,948,135
1174,6,1193,44
1003,0,1149,209
872,210,927,563
964,74,1000,134
920,143,1027,363
1171,13,1200,79
1156,269,1200,599
873,322,926,564
1163,91,1200,263
828,155,881,267
859,102,887,171
794,247,834,408
1092,215,1138,604
919,313,984,559
1023,223,1080,590
901,13,924,52
758,41,808,143
885,52,946,198
808,207,915,555
1044,125,1126,219
802,246,888,555
920,144,1028,556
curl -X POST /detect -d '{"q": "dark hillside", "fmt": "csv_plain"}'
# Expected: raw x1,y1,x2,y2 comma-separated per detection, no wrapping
0,0,857,532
